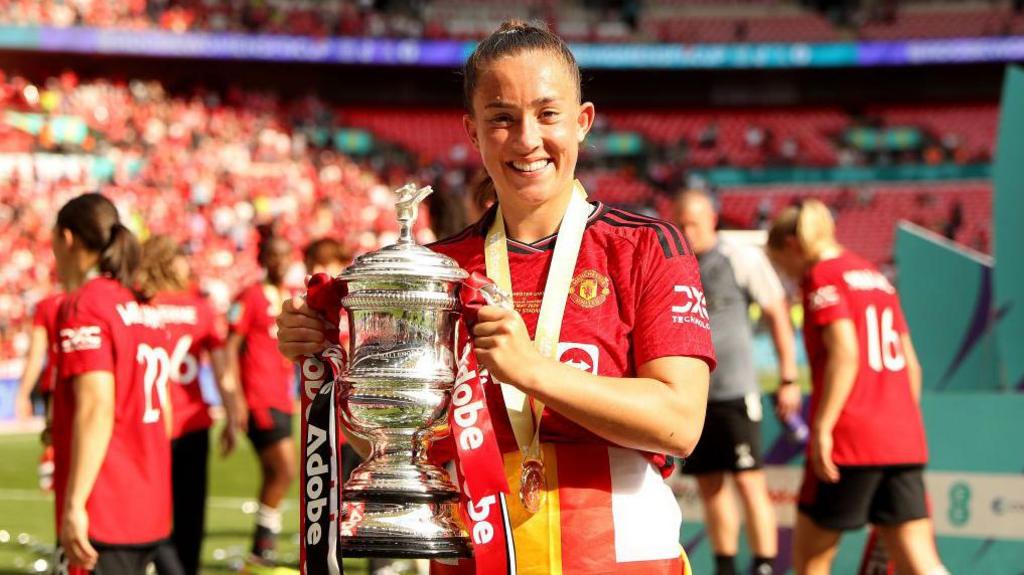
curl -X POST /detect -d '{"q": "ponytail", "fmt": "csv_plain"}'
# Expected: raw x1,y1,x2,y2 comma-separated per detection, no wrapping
100,223,141,287
767,198,838,259
56,193,141,288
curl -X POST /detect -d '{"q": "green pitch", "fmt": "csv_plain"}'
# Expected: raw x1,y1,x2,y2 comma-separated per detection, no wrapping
0,421,375,574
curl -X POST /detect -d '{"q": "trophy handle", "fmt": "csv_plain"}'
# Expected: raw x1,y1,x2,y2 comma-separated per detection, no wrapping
478,282,513,310
394,183,434,244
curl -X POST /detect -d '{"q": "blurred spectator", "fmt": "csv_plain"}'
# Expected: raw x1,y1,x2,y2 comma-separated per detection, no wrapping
699,122,719,150
944,200,964,240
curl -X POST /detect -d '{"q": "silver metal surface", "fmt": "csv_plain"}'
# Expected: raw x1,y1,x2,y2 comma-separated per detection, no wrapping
336,184,472,558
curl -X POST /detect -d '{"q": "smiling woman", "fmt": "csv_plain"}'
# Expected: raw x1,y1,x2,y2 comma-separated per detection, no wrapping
461,20,593,245
277,19,715,575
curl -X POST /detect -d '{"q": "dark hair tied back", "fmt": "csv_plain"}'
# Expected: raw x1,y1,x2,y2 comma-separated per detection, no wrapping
56,193,140,287
462,19,581,113
101,222,141,286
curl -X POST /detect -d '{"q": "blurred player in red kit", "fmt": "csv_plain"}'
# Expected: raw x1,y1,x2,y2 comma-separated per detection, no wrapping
50,193,172,574
767,199,948,575
14,283,66,492
137,235,248,575
226,224,299,566
14,290,64,422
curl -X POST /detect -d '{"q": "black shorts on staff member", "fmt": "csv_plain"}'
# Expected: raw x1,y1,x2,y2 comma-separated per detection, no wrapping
681,395,764,475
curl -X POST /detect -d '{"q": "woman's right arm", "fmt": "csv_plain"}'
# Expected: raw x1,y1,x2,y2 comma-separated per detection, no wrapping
811,319,860,483
209,346,246,455
277,297,371,458
61,371,116,569
902,333,922,404
15,326,48,420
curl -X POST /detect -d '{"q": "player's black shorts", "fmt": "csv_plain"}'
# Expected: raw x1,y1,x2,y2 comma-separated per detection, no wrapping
247,407,293,452
56,541,159,575
798,464,929,531
682,395,763,475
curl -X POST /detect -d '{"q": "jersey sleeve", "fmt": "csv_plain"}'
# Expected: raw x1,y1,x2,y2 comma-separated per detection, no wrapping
632,229,716,370
804,266,852,327
57,298,115,378
728,243,786,308
227,289,253,336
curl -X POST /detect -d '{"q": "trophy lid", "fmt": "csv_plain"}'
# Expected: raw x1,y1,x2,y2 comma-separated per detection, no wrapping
340,184,468,283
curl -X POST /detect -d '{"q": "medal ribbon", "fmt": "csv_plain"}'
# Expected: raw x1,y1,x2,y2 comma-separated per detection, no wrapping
483,182,590,468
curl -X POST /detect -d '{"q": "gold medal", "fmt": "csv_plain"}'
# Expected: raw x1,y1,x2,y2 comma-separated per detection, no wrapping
518,457,546,514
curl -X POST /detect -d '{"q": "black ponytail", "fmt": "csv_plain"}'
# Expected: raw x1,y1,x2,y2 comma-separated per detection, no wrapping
100,222,141,286
56,193,141,287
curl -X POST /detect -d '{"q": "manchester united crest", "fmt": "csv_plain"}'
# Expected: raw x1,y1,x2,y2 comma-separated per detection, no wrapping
569,269,611,308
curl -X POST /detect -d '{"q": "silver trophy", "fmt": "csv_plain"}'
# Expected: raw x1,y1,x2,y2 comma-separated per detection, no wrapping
337,184,472,558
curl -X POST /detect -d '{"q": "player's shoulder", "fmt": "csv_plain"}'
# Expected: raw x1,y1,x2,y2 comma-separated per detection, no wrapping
591,204,691,260
153,291,208,325
58,278,134,331
64,278,131,316
34,292,63,320
40,292,65,309
805,251,866,291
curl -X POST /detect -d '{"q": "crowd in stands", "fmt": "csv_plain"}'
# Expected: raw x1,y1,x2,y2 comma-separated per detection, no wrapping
1,0,1022,43
0,68,996,362
0,69,442,360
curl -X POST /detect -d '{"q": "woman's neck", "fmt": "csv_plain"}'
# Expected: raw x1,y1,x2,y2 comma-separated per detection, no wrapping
499,188,575,244
65,256,100,290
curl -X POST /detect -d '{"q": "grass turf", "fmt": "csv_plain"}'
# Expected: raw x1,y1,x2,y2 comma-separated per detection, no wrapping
0,420,375,574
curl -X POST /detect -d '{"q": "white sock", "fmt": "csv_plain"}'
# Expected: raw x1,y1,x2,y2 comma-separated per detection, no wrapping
926,566,951,575
256,504,282,533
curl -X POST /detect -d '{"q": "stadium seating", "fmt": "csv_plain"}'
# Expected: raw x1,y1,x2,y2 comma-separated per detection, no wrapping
340,109,478,166
717,182,992,262
605,107,844,167
643,14,841,44
868,103,998,163
1,0,1022,42
856,6,1024,40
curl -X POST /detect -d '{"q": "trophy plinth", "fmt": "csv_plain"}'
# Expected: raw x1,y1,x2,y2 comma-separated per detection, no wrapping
336,185,472,559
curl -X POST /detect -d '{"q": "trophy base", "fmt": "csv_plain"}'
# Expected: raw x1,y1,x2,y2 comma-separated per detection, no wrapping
340,536,472,559
340,496,472,560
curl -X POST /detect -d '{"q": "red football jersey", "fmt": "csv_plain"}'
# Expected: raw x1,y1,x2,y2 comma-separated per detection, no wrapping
229,284,296,422
153,291,225,438
52,277,172,545
801,251,927,465
430,203,716,470
32,292,64,395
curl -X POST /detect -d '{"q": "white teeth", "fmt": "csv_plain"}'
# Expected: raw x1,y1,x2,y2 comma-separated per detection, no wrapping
511,159,550,173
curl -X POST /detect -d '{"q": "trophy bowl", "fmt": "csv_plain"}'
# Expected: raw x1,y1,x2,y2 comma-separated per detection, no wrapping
335,185,472,559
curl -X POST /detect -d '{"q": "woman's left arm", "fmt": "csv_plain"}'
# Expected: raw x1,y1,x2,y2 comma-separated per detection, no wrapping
62,371,116,569
473,306,710,458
